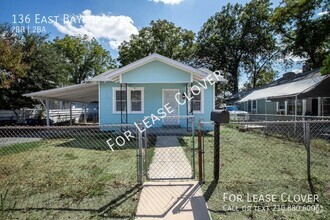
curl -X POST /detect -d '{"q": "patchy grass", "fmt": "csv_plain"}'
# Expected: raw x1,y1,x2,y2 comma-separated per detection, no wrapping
181,126,330,219
0,141,44,156
0,138,139,219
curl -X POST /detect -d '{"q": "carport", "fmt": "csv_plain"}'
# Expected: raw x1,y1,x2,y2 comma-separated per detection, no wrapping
24,82,99,126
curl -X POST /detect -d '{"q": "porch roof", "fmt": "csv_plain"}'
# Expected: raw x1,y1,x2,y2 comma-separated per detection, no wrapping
238,75,325,102
23,82,98,103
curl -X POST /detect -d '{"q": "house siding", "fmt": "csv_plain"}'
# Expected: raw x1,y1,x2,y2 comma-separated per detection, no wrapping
121,61,191,83
99,82,214,128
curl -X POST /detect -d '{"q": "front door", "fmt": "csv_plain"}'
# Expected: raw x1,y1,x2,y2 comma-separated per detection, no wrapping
162,89,179,126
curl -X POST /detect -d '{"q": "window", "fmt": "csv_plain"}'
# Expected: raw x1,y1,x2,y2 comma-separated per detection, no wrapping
251,100,257,113
277,101,286,115
322,98,330,116
130,90,142,112
278,99,303,115
287,99,295,115
113,87,144,114
287,99,302,115
192,89,203,113
115,90,127,112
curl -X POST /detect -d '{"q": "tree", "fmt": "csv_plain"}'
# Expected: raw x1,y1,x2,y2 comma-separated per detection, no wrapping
270,0,330,68
321,54,330,75
196,0,277,94
241,0,280,89
243,68,277,90
53,35,116,84
118,20,196,66
0,29,70,111
0,23,26,89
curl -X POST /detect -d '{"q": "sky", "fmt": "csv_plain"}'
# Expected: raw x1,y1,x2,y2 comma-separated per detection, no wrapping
1,0,303,86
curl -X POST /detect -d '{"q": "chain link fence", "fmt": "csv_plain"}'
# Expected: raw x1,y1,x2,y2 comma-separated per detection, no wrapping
1,117,329,219
248,113,330,122
0,125,141,219
198,119,330,219
141,116,196,181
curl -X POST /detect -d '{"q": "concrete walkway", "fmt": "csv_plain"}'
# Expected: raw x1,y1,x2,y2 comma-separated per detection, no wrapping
136,181,210,220
136,136,210,220
147,136,193,180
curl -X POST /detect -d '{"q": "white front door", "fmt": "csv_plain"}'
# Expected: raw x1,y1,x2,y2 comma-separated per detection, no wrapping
163,89,179,125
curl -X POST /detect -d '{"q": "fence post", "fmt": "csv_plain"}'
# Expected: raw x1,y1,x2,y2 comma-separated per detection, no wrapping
137,125,143,184
144,128,148,180
214,121,220,182
191,116,195,179
198,119,204,184
304,121,311,182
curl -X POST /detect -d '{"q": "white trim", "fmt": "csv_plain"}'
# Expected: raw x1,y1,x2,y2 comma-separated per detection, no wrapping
120,81,194,84
162,89,180,125
191,87,204,114
276,100,286,115
213,84,215,110
251,100,257,114
119,74,122,83
100,53,226,83
302,99,306,115
112,87,144,114
318,97,321,116
98,82,101,125
190,73,193,83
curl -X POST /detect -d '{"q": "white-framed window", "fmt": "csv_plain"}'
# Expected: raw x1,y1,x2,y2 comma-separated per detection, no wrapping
113,87,144,114
287,99,295,115
277,99,303,115
115,90,127,112
192,89,204,113
277,100,286,115
251,100,257,114
322,97,330,116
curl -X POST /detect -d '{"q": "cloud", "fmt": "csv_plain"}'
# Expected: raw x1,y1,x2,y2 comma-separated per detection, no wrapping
53,10,139,49
317,11,329,16
151,0,184,5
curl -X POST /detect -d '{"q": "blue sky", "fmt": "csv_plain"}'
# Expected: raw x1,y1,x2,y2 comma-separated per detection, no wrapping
1,0,302,85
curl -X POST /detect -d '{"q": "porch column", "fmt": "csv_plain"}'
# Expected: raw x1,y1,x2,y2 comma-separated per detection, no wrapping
302,99,306,116
294,96,298,120
318,97,322,116
84,103,87,123
69,102,73,126
46,99,50,126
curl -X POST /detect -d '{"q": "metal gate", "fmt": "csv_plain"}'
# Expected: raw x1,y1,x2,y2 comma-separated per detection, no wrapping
138,116,196,181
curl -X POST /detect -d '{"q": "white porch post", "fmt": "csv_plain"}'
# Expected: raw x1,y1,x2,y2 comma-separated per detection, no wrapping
294,96,298,120
46,99,50,126
84,103,87,123
69,102,73,126
302,99,306,116
318,97,322,116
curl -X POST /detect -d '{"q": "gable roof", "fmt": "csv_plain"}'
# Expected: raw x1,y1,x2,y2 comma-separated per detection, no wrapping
88,53,226,83
237,69,325,102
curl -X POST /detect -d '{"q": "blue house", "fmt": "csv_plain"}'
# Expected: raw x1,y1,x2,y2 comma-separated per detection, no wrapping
25,53,226,128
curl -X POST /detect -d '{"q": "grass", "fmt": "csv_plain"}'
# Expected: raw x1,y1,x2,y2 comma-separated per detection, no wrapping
0,137,139,219
181,126,330,220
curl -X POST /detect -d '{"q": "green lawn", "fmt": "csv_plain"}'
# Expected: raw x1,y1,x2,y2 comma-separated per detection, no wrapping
182,126,330,220
0,137,139,219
